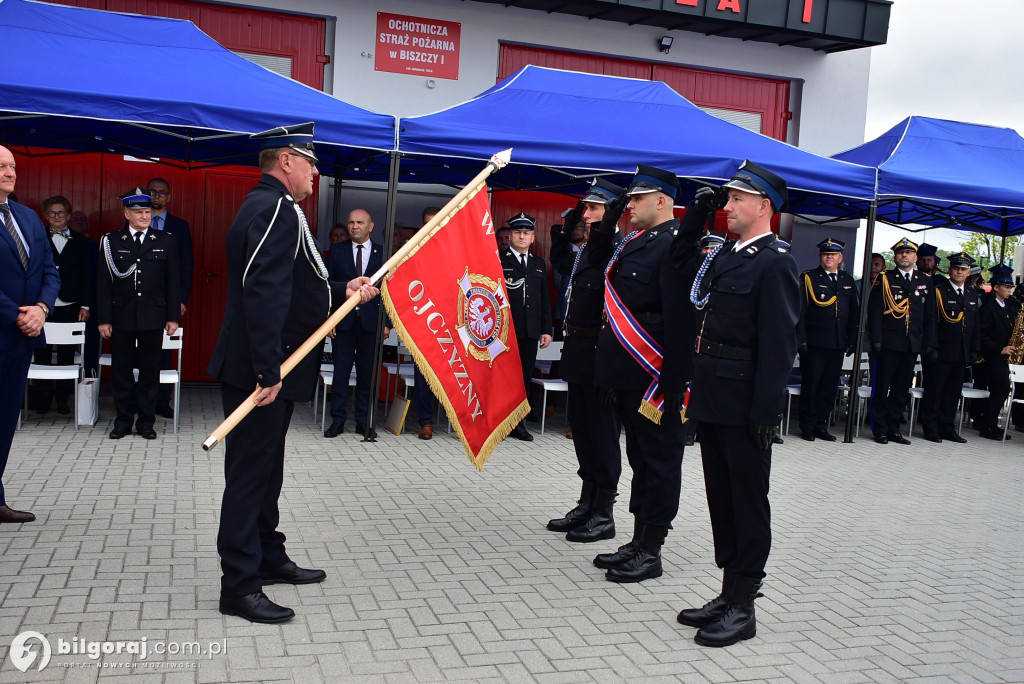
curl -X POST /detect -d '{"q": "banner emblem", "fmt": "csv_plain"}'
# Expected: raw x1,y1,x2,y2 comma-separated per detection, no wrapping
456,269,510,366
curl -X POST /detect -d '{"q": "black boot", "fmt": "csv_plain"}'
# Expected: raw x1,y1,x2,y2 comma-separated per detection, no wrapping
593,518,641,569
566,488,616,543
677,571,734,627
605,524,667,583
547,482,595,532
694,574,763,647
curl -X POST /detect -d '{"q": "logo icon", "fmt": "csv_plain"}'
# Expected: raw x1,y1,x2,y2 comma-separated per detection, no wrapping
456,269,510,366
9,631,51,672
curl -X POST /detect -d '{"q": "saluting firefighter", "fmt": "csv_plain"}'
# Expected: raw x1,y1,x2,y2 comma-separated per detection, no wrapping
797,238,859,441
867,238,937,445
975,264,1021,440
546,179,623,543
675,161,799,648
500,212,552,442
918,252,980,443
97,188,180,440
592,165,696,584
207,123,377,624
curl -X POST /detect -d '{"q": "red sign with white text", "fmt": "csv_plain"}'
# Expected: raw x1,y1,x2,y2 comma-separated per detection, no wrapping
375,12,460,80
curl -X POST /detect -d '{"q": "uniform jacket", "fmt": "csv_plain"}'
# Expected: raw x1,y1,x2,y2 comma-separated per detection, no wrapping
868,268,937,353
127,213,194,306
207,175,347,401
96,227,180,332
686,233,800,426
326,239,388,333
49,230,94,309
931,278,981,362
501,248,551,341
979,296,1021,364
594,217,693,394
550,222,616,385
0,200,59,352
798,266,859,350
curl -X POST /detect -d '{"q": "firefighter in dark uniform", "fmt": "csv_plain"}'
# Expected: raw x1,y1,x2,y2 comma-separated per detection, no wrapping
97,188,180,440
976,264,1020,440
797,238,859,441
919,252,980,443
500,212,552,442
917,243,943,281
867,238,937,445
592,165,695,584
675,160,799,648
207,123,377,624
546,179,623,543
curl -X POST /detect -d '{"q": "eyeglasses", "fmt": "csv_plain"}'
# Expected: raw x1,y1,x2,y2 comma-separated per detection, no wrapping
46,210,67,217
147,189,169,196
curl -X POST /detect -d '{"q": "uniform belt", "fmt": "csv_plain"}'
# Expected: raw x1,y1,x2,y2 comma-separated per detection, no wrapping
696,337,753,361
633,312,663,325
565,324,599,338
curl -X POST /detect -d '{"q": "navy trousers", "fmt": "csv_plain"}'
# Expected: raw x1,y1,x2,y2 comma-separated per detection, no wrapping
0,345,32,506
330,328,377,426
616,388,685,528
567,382,621,490
218,383,293,596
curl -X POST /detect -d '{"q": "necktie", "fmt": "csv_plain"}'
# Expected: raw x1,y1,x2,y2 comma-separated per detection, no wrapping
356,243,364,275
829,272,837,286
50,228,70,239
134,231,143,249
1,203,29,271
520,253,528,269
152,215,162,231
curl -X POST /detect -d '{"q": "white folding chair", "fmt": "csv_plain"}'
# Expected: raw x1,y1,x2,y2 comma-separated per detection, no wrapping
907,363,924,434
313,336,333,418
160,328,184,433
959,383,989,433
531,341,568,434
320,369,358,431
25,322,86,429
1000,365,1024,441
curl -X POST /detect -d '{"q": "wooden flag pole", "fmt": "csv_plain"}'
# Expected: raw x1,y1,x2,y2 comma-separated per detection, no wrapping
202,149,511,451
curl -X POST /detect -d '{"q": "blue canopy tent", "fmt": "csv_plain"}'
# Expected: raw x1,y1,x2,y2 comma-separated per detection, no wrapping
390,65,877,220
833,116,1024,239
0,0,396,176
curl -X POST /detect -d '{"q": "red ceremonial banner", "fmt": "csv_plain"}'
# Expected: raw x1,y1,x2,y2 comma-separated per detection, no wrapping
382,184,529,469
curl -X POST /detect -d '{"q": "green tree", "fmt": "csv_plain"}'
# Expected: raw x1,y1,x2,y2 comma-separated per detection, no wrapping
959,232,1020,271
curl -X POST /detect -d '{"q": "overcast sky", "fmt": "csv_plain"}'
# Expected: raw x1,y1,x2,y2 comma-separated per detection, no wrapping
857,0,1022,257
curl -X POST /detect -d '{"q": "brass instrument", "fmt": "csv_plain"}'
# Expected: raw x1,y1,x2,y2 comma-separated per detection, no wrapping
1010,290,1024,365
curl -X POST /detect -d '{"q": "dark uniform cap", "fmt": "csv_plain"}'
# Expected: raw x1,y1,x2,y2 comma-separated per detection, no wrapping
917,243,940,261
583,177,623,205
119,187,152,209
723,160,788,213
989,263,1015,286
508,212,536,231
945,252,975,268
251,122,318,163
625,164,680,200
817,238,845,254
698,230,727,248
891,237,919,253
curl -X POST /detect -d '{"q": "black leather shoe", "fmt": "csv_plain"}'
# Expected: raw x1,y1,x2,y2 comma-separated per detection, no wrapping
800,432,815,442
324,422,344,438
512,424,533,442
678,573,734,628
109,426,128,439
887,432,911,445
940,431,967,443
923,432,943,443
137,427,157,440
155,404,174,419
261,561,326,585
0,504,36,523
55,402,71,415
219,591,294,624
873,434,888,445
684,434,694,447
813,429,837,442
355,423,378,439
979,428,1008,441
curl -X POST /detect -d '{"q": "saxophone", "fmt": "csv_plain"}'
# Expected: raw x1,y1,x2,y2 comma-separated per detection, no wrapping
1010,296,1024,365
